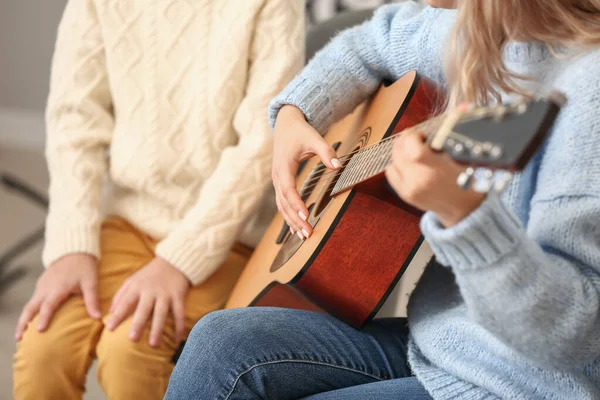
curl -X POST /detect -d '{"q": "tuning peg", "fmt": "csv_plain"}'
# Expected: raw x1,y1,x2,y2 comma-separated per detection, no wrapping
493,105,507,122
515,101,528,115
451,142,465,156
457,167,475,191
493,170,513,192
489,145,503,160
473,169,494,193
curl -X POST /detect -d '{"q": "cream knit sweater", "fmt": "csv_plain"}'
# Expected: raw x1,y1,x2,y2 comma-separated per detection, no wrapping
43,0,305,285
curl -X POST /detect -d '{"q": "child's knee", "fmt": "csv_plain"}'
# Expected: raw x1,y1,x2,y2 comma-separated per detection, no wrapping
96,323,174,378
95,325,175,397
15,323,80,373
13,323,90,400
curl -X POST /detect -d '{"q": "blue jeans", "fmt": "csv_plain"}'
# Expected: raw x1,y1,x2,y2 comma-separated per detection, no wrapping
164,307,431,399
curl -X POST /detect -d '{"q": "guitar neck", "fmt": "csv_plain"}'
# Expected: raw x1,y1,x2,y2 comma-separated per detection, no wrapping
331,115,445,196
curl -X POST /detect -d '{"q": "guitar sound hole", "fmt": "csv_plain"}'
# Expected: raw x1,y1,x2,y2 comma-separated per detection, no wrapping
313,149,355,217
313,172,339,217
269,146,357,274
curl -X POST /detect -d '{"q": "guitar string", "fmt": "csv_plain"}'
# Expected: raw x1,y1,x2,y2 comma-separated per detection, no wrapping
302,118,488,188
309,115,445,174
300,120,440,198
298,120,492,196
298,113,491,194
297,115,445,190
298,123,490,193
301,116,446,203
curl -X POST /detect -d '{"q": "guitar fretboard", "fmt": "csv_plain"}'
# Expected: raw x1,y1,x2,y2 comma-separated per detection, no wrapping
331,115,445,196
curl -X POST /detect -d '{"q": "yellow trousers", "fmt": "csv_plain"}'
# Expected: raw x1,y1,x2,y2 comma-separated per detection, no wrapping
13,218,249,400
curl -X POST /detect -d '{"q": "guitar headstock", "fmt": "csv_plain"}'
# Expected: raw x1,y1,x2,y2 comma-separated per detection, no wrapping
429,91,566,192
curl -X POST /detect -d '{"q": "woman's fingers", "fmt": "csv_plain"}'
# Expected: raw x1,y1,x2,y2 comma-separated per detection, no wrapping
281,186,312,238
311,137,341,171
275,186,297,232
277,186,309,240
274,165,308,239
385,163,404,195
276,166,312,238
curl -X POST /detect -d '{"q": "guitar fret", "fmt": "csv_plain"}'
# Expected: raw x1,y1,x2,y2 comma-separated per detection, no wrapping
350,149,366,186
361,146,375,184
351,151,363,187
366,143,382,180
361,145,376,184
344,156,357,187
375,139,392,175
332,114,449,196
335,160,350,192
333,152,357,193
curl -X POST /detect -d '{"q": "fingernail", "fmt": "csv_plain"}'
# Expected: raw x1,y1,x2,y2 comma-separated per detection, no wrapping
296,232,304,241
298,211,307,221
458,102,470,112
302,229,310,239
129,330,137,340
331,158,342,169
290,227,295,235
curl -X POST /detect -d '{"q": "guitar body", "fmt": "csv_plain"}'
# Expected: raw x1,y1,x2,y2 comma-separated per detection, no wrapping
226,71,445,328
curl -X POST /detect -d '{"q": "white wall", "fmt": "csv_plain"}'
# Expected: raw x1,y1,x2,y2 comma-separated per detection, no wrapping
0,0,65,148
0,0,66,112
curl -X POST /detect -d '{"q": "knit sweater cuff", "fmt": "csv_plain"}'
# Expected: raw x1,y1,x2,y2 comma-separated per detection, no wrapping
42,224,101,268
268,76,332,134
419,192,522,271
155,236,219,286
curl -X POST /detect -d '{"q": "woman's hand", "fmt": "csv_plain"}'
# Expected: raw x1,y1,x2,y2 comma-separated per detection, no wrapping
272,105,341,239
107,257,190,347
15,254,100,340
385,130,486,227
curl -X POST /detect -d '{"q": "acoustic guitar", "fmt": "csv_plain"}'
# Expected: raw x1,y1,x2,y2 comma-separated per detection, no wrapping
226,70,564,329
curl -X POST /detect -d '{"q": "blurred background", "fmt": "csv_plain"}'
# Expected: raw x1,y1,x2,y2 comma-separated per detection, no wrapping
0,0,399,399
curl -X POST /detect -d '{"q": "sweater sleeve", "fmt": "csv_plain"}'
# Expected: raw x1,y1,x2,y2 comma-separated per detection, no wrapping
268,2,445,134
154,0,305,285
420,62,600,369
421,191,600,369
43,0,114,267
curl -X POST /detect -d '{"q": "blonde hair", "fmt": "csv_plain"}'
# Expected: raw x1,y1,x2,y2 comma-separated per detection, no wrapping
445,0,600,107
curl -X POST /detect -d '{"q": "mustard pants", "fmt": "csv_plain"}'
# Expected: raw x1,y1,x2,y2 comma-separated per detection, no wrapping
13,218,249,400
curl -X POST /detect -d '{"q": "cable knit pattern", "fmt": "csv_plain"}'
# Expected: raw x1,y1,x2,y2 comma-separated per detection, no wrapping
269,3,600,399
44,0,305,284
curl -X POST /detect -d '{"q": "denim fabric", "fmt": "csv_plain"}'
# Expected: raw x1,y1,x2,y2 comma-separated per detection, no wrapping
301,377,431,399
269,2,600,398
164,307,430,399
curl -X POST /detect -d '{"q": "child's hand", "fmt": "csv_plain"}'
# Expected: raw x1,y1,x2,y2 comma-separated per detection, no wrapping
107,257,191,347
272,105,341,239
15,253,100,340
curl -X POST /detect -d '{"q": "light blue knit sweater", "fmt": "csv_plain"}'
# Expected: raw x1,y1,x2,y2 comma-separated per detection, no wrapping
269,3,600,399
